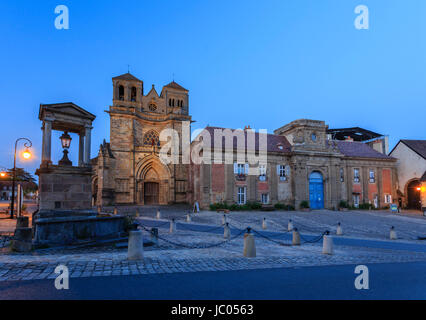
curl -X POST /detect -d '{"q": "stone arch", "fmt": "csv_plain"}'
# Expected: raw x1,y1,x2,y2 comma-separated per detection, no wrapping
135,156,172,205
91,176,98,207
405,178,421,210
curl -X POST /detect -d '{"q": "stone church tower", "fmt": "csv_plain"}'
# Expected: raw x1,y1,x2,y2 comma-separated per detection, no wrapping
92,73,192,206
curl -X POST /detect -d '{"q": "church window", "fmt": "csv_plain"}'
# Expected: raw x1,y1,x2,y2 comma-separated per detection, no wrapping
118,86,124,100
143,130,161,147
131,87,137,102
149,103,157,112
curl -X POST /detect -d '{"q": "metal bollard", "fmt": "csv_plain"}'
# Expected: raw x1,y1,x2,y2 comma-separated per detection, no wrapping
128,230,144,261
150,228,158,245
262,218,267,230
156,210,161,220
243,228,256,258
288,219,294,231
170,219,176,233
292,228,301,246
336,222,343,236
222,214,227,225
322,231,334,255
187,214,192,222
390,226,397,240
224,223,231,239
113,207,118,215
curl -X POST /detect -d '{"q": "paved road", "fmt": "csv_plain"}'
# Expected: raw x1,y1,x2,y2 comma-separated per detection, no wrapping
140,219,426,253
0,262,424,300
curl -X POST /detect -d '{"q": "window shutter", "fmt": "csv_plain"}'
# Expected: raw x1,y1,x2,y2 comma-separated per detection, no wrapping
245,164,249,175
285,165,291,177
234,163,238,174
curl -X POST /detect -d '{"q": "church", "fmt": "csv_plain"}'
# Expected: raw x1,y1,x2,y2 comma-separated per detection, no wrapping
92,73,398,210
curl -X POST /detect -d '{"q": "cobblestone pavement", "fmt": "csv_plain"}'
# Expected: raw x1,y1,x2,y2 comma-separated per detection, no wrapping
1,226,426,282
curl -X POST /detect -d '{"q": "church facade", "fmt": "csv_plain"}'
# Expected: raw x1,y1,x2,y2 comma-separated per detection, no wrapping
92,73,191,206
92,73,398,210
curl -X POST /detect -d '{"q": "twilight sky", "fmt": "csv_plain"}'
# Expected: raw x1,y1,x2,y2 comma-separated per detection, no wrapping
0,0,425,177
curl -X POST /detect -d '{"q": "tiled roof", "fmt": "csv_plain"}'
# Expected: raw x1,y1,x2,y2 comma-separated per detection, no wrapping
335,141,394,160
112,73,141,82
164,81,188,91
199,127,292,153
400,140,426,160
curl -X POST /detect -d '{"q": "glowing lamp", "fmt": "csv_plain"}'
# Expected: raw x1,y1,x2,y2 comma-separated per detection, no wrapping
22,148,31,160
60,132,72,149
0,172,6,178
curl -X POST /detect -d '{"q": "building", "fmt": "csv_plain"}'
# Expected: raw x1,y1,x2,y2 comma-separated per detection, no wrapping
389,140,426,211
327,127,389,155
190,120,397,210
92,73,192,206
93,73,398,210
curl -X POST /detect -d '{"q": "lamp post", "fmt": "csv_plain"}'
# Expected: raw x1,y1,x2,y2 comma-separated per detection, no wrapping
10,138,32,219
58,132,72,166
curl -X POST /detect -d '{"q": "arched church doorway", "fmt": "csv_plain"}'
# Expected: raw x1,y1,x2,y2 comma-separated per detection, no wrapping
309,171,324,210
407,180,421,210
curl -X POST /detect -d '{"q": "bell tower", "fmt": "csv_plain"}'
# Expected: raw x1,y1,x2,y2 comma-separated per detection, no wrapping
112,73,143,112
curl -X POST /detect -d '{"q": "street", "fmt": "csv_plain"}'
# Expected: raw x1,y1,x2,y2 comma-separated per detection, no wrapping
0,261,425,300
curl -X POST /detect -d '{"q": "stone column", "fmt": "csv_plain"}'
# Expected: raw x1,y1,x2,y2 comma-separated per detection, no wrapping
78,133,85,167
42,119,53,164
84,126,92,165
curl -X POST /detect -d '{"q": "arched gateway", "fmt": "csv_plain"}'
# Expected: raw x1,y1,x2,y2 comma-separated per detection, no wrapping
136,157,171,205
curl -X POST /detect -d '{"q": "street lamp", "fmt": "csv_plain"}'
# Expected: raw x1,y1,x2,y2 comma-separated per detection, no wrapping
58,131,72,166
10,138,32,219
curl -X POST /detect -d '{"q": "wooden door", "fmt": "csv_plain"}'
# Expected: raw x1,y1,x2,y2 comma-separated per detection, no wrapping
144,182,159,205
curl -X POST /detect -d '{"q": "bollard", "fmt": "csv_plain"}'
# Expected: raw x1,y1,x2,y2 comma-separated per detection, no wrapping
156,210,161,220
12,227,33,252
170,219,176,233
16,217,29,229
113,207,118,215
288,219,294,231
187,214,192,222
292,228,301,246
135,210,140,218
222,214,227,225
336,222,343,236
224,223,231,239
262,218,267,230
390,226,397,240
128,230,144,260
97,206,102,215
150,228,159,245
243,228,256,258
322,231,334,255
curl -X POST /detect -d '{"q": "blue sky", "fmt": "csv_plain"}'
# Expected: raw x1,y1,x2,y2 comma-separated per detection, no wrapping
0,0,425,176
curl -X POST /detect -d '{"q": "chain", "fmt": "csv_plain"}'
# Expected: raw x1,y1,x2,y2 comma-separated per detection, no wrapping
139,225,246,249
251,229,292,247
300,232,326,244
178,223,225,233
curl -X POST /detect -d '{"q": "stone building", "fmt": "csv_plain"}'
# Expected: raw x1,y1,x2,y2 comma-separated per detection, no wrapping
93,73,398,210
389,140,426,211
92,73,192,206
190,119,398,210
